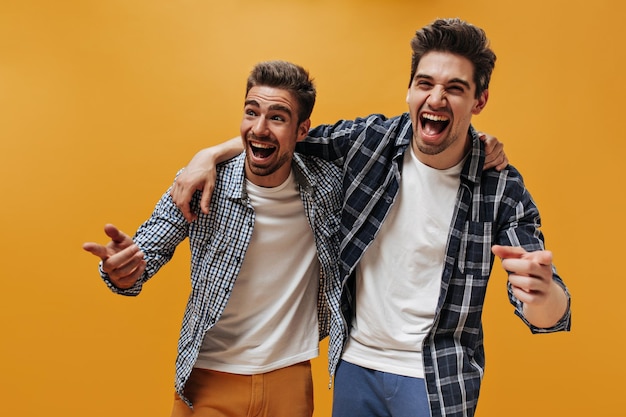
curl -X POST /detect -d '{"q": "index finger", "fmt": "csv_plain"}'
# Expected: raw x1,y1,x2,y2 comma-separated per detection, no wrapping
491,244,526,260
171,180,198,222
82,242,109,260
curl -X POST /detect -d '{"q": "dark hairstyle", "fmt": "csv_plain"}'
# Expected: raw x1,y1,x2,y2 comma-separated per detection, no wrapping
246,60,316,124
409,18,496,98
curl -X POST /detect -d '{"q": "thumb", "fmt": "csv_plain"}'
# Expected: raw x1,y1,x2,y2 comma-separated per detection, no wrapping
491,244,526,260
104,224,130,245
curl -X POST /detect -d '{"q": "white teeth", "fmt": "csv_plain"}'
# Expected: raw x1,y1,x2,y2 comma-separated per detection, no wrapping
422,113,449,122
251,141,274,149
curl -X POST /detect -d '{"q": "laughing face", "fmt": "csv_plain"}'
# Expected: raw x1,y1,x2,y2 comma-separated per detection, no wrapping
240,85,310,187
407,51,488,169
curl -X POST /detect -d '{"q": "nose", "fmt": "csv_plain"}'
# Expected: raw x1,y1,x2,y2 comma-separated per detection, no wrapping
426,86,446,108
252,117,268,137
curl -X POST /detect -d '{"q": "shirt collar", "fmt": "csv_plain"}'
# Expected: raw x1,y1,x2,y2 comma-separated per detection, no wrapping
291,153,315,194
226,153,247,200
461,125,486,184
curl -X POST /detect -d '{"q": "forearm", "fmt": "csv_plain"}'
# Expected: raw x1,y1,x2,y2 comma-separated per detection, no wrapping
112,190,189,294
194,136,243,166
496,183,571,331
295,121,359,163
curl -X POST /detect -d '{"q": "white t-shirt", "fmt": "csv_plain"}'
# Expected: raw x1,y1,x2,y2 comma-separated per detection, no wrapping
342,146,463,378
195,171,320,374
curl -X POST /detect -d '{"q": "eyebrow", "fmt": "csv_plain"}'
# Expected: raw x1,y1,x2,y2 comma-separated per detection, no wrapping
415,73,471,90
244,99,293,117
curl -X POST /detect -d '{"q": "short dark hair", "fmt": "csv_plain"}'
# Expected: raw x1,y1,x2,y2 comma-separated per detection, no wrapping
246,60,316,124
409,18,496,98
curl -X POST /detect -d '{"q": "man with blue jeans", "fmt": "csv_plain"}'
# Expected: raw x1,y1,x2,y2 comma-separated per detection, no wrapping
171,18,571,417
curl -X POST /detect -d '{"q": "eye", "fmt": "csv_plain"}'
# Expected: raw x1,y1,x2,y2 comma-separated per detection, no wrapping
245,109,262,120
416,80,433,89
447,85,465,94
270,114,286,122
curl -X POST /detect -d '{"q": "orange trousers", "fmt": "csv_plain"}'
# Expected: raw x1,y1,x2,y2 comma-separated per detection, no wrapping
170,361,314,417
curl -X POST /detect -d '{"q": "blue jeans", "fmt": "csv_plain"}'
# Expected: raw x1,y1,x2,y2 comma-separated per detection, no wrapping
332,360,431,417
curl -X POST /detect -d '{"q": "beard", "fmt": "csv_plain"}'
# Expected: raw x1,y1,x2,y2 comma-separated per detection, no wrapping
414,131,460,155
245,149,291,178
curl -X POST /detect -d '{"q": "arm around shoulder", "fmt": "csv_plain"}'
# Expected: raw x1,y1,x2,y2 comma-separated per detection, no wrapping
171,137,243,221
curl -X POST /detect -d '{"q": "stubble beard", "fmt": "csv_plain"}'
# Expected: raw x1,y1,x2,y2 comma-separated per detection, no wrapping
246,150,290,178
414,131,459,156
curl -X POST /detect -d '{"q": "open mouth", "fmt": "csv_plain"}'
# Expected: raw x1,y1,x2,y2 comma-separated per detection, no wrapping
250,141,277,159
420,112,450,136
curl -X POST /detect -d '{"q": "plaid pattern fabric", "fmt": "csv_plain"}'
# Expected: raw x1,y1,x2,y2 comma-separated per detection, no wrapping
100,153,342,407
299,113,571,417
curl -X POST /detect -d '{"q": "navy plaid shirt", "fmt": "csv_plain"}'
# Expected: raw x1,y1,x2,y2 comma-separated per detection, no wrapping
99,153,342,407
298,112,571,417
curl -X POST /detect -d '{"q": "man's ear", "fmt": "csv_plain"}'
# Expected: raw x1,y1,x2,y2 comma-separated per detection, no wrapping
472,90,489,115
297,119,311,141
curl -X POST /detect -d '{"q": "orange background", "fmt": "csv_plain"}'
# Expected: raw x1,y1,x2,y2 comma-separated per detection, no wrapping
1,1,623,416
